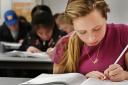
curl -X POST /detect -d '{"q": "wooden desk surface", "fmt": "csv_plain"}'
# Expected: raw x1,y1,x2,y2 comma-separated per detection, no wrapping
0,77,30,85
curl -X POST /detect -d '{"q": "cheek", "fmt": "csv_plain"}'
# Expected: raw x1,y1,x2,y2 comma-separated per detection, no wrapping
47,31,52,36
77,33,87,42
37,31,44,38
37,33,43,39
98,28,106,40
38,32,52,40
93,29,106,43
77,31,105,43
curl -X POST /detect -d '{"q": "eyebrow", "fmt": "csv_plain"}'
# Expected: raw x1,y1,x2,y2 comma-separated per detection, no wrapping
92,25,101,29
76,25,101,32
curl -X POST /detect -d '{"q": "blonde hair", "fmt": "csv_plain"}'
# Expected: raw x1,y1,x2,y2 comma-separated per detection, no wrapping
55,0,110,73
56,32,83,73
56,13,73,25
66,33,83,72
65,0,110,19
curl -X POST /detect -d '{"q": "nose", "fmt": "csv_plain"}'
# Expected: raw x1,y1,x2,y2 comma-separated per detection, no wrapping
87,34,97,44
42,34,50,40
43,34,48,38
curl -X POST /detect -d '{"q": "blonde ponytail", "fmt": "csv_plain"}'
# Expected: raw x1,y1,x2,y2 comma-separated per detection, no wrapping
59,32,83,72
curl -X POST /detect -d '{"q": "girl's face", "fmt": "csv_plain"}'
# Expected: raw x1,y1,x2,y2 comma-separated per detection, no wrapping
8,23,19,32
59,23,74,33
36,27,53,41
73,10,107,46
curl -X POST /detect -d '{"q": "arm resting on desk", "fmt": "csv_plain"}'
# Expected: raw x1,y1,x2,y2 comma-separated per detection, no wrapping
53,64,65,74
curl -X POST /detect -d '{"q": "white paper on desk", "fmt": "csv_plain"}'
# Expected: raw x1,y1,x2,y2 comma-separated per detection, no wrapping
20,73,85,85
0,42,21,49
19,73,128,85
19,73,86,85
5,51,49,58
81,78,128,85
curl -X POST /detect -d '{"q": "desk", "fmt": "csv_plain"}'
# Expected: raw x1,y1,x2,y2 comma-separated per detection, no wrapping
0,42,21,52
0,53,53,77
0,77,30,85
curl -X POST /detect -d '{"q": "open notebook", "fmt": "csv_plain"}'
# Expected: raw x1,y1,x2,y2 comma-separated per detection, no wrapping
5,50,49,58
19,73,128,85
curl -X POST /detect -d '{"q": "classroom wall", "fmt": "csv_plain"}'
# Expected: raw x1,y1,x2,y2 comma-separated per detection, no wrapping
43,0,68,14
44,0,128,24
0,0,12,24
1,0,128,24
0,0,43,24
107,0,128,24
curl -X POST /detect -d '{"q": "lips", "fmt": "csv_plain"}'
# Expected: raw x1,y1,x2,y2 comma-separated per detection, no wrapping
87,41,99,46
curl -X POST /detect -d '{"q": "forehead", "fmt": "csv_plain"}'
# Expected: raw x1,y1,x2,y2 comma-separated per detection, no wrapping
37,27,52,33
73,10,105,30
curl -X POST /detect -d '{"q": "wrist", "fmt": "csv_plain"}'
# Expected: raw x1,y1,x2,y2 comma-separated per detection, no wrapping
85,73,89,78
124,71,128,80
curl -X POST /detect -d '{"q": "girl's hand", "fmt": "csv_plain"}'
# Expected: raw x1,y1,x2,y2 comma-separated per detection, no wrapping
46,47,55,59
19,39,24,44
85,71,106,80
104,64,128,81
27,46,41,53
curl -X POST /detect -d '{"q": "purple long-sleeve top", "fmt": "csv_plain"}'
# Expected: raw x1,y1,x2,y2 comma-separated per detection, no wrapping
52,24,128,74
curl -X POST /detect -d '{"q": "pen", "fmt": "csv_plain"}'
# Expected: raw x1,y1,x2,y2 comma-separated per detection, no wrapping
114,44,128,64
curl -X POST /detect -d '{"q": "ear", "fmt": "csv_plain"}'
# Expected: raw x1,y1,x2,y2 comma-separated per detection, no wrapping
125,52,128,70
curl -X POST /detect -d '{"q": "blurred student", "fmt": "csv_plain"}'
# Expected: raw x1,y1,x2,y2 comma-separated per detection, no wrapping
53,13,60,26
0,10,31,43
31,5,67,36
18,15,31,28
31,5,53,18
20,5,66,52
55,13,74,33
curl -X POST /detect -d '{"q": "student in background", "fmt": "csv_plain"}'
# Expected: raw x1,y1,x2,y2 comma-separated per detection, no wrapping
18,15,31,29
0,10,31,43
52,0,128,82
55,13,74,33
31,5,53,18
53,13,60,28
32,5,67,35
20,5,66,52
53,13,60,22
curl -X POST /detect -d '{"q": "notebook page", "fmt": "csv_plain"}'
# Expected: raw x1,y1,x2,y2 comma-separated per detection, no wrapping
20,73,86,85
81,78,128,85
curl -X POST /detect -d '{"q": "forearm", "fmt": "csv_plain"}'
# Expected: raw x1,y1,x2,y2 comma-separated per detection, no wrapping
53,64,64,74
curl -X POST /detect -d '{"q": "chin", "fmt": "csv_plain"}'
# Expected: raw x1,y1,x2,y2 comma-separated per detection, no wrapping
42,38,50,41
42,39,49,41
